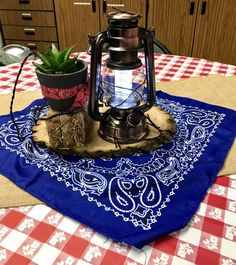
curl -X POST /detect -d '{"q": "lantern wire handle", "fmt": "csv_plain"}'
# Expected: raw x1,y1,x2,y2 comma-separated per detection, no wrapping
112,6,125,12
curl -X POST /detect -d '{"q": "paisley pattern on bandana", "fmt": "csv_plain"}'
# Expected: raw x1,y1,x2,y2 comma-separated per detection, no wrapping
0,98,225,230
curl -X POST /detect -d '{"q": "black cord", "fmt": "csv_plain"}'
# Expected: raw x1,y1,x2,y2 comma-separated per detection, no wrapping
145,113,161,132
9,52,36,142
113,126,121,150
32,98,47,120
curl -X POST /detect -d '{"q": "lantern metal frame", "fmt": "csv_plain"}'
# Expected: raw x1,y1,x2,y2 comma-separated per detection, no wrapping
88,11,156,145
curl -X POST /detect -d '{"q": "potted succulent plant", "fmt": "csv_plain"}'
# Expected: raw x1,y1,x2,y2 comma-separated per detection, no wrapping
33,44,88,112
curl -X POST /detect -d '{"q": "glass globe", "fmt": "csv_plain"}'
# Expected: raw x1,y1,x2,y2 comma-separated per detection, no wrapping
99,64,146,109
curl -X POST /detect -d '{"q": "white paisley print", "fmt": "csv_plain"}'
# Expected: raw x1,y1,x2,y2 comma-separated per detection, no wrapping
0,98,225,230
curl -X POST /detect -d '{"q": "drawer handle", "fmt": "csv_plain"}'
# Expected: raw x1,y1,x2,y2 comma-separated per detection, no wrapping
73,2,91,5
201,1,207,15
189,1,195,15
22,13,32,20
103,0,107,13
19,0,30,4
107,4,124,8
24,28,35,35
27,43,37,50
92,0,96,12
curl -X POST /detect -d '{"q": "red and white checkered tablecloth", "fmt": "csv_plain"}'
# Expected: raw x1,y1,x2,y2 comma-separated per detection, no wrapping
1,52,236,95
0,52,236,265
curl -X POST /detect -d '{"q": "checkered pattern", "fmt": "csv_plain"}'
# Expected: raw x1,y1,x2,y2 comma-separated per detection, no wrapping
0,53,236,265
0,52,235,95
0,175,235,265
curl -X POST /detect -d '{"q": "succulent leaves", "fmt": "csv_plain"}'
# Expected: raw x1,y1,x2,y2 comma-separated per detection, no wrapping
33,44,78,74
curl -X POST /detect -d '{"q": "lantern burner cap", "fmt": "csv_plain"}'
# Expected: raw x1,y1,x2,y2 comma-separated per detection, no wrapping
99,108,149,144
108,11,141,28
107,12,141,21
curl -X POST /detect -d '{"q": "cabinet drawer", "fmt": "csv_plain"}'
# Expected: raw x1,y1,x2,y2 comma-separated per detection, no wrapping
0,11,56,27
2,25,57,41
0,0,54,11
5,40,58,52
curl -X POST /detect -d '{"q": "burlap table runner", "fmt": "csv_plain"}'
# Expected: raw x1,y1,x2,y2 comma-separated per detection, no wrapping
0,75,235,208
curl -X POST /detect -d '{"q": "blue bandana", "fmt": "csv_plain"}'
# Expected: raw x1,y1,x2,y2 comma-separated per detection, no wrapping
0,91,235,248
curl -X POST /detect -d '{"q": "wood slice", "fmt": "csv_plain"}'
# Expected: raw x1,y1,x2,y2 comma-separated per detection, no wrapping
32,106,176,157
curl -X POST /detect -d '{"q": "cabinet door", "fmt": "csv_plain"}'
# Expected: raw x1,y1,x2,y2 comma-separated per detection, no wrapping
153,0,199,56
55,0,100,51
125,0,154,28
192,0,236,65
99,0,152,30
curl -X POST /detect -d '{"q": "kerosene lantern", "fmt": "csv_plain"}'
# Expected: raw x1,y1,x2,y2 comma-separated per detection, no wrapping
89,11,155,144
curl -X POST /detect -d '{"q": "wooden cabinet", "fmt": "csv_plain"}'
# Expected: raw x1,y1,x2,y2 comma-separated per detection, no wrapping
0,0,58,52
153,0,199,57
125,0,154,28
192,0,236,65
55,0,151,51
55,0,100,52
153,0,236,65
1,0,234,64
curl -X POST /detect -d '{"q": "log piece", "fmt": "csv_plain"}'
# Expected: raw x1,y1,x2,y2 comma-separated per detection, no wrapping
32,106,176,157
32,108,92,152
